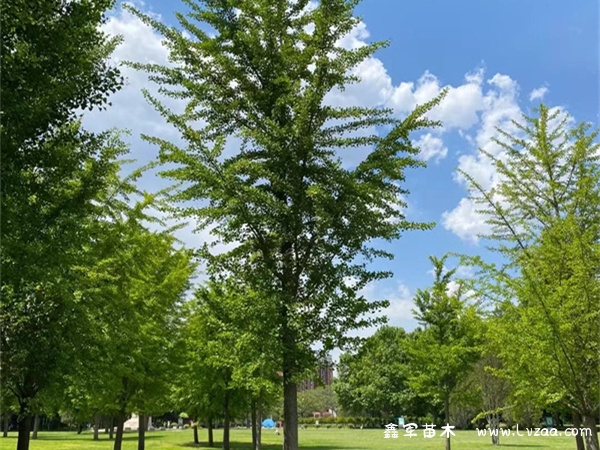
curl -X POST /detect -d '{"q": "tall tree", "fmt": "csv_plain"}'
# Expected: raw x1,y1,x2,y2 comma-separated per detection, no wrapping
0,128,129,450
460,105,600,450
409,255,481,450
1,1,123,449
127,2,445,448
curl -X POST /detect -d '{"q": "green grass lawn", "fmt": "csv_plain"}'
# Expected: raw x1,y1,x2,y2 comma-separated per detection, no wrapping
0,428,578,450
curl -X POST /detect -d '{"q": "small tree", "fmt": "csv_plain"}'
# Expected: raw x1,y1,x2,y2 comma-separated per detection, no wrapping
471,354,511,446
75,207,195,450
335,326,417,418
409,255,481,450
177,282,270,450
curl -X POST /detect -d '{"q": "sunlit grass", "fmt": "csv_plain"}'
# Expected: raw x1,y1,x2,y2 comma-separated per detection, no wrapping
0,428,579,450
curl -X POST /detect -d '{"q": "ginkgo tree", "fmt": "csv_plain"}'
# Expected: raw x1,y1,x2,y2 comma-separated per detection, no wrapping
176,281,280,450
409,255,481,450
459,105,600,450
126,1,445,448
1,1,124,449
87,214,194,450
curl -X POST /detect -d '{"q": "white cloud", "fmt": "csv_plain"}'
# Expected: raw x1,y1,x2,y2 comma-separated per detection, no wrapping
529,85,549,102
443,77,576,244
335,21,369,50
442,198,490,243
384,282,416,324
351,281,418,339
413,133,448,162
442,73,524,243
446,280,462,296
455,265,475,279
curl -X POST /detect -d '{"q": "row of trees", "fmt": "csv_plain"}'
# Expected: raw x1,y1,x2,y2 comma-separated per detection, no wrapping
2,2,598,450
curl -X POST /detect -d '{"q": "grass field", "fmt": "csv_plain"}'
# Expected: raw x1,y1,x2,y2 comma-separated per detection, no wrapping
0,428,580,450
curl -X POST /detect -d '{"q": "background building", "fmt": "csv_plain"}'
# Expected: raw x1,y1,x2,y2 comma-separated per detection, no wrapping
298,355,334,391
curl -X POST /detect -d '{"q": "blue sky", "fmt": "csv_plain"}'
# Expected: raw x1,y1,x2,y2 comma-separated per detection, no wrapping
86,0,599,345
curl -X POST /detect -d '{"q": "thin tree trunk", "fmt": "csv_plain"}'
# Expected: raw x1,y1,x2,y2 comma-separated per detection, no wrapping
572,410,585,450
16,410,31,450
281,296,298,450
582,412,599,450
93,414,100,440
444,394,451,450
251,400,257,450
256,407,262,450
207,417,214,447
113,411,126,450
193,423,199,444
138,414,146,450
3,415,9,437
488,414,499,446
31,415,40,439
109,417,114,440
283,377,298,450
223,394,230,450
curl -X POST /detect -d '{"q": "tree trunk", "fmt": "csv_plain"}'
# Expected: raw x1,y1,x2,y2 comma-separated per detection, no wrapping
552,411,560,428
444,394,451,450
582,412,599,450
283,377,298,450
251,400,257,450
109,417,114,440
16,411,31,450
3,414,10,437
256,408,262,450
223,394,230,450
488,414,499,446
94,414,100,441
193,423,199,444
138,414,146,450
572,410,585,450
31,415,40,439
113,411,126,450
207,417,214,447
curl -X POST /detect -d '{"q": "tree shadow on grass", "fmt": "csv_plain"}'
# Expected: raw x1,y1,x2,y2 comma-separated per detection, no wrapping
33,432,161,441
496,445,548,448
180,442,362,450
122,434,162,441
